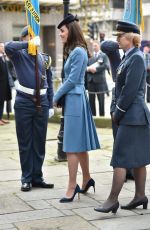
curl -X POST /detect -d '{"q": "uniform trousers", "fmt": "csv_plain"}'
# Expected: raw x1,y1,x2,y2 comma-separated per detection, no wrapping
14,96,49,183
88,82,105,116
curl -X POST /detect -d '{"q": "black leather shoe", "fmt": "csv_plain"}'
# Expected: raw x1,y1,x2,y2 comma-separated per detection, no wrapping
121,196,148,210
94,202,119,214
21,182,31,192
32,181,54,189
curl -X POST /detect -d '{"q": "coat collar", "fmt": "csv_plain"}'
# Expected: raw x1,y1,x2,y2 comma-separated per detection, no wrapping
119,47,139,67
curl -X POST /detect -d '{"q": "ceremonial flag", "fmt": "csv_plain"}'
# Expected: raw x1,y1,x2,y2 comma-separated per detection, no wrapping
123,0,144,32
24,0,40,55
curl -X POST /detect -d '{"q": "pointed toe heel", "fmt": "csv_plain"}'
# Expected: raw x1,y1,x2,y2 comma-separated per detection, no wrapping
78,192,80,200
59,184,80,203
80,178,95,194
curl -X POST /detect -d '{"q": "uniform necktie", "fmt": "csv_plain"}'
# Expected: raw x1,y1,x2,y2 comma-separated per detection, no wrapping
122,54,125,60
121,54,125,60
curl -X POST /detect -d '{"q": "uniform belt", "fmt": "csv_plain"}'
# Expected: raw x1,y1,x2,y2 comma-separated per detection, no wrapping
17,83,47,95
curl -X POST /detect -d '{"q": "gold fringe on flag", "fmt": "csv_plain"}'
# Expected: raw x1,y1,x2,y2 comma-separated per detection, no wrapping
24,0,39,55
28,26,37,56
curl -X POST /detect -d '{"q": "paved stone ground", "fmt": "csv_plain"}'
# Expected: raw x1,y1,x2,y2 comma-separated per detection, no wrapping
0,121,150,230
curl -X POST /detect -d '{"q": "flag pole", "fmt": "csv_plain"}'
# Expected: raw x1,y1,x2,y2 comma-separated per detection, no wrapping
55,0,70,162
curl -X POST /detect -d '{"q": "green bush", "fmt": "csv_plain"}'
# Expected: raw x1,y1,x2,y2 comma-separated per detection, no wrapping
94,117,112,128
3,113,112,128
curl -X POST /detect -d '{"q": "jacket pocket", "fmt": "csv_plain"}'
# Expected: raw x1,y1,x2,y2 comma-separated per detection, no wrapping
64,94,82,117
67,86,83,94
120,102,149,125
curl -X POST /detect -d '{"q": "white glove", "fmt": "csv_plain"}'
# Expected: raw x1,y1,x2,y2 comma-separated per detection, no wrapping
31,36,40,47
49,108,54,118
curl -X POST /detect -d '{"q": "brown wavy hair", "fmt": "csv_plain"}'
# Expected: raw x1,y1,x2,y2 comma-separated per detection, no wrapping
63,21,90,59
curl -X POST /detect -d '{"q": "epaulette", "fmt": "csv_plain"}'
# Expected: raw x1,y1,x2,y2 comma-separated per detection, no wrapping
41,53,52,69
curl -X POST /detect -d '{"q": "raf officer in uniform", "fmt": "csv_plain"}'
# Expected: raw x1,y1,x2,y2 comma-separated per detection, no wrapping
95,21,150,214
5,26,54,191
86,40,110,116
101,40,134,181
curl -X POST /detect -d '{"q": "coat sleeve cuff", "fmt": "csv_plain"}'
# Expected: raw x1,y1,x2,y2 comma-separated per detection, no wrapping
114,105,126,121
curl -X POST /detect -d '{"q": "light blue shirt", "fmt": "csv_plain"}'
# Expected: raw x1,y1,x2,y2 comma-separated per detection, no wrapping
125,47,135,57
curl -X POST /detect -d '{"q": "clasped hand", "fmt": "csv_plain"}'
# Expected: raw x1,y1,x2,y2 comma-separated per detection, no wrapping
87,66,96,73
112,112,119,127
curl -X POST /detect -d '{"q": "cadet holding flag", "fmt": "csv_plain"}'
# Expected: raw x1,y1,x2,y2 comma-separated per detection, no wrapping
4,0,54,192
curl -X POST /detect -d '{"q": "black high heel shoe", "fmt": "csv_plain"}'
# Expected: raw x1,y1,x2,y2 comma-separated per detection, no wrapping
94,201,119,214
80,178,95,194
121,196,148,210
59,184,80,203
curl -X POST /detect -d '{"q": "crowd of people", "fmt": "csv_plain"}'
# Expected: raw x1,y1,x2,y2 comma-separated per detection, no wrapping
0,13,150,214
0,42,16,125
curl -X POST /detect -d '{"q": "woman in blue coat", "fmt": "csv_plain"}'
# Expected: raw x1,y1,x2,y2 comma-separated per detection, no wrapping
94,21,150,214
53,14,100,202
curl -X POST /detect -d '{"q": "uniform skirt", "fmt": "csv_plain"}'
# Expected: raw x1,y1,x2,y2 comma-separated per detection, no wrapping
111,125,150,169
63,90,100,153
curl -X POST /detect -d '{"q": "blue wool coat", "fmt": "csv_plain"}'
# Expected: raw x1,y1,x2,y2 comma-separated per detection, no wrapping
54,47,100,152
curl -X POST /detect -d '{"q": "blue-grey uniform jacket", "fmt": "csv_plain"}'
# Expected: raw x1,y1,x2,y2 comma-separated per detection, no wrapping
112,47,150,125
5,41,53,108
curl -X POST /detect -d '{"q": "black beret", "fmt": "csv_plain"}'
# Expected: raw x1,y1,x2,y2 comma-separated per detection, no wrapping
57,13,79,29
21,26,29,37
113,20,140,35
